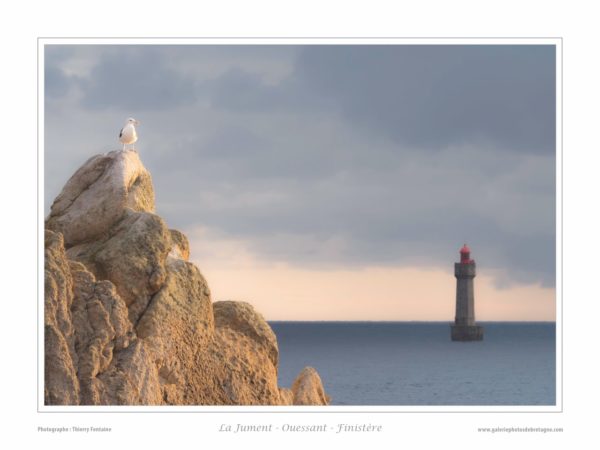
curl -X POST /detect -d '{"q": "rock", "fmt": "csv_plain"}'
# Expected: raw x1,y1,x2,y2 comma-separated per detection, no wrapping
137,259,213,343
45,324,79,405
69,261,135,404
47,150,169,324
44,229,156,405
203,301,283,405
96,340,163,405
190,327,282,405
291,367,330,405
66,210,171,324
136,272,283,405
278,388,294,405
44,230,79,405
213,301,278,367
168,229,190,261
135,259,214,404
44,150,330,406
46,150,154,247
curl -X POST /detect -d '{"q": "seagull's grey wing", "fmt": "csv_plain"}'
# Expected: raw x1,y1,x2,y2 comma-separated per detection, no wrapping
119,128,123,138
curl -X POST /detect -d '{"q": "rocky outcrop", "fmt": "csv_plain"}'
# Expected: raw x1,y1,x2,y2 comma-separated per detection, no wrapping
290,367,330,405
44,149,329,406
168,229,190,261
44,231,79,405
69,260,133,404
66,210,171,324
46,150,166,324
214,301,279,367
135,258,215,405
45,229,153,405
205,301,282,405
46,150,154,247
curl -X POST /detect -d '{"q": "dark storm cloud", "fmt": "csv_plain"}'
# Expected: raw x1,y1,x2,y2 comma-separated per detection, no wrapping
79,46,198,110
44,44,557,287
294,45,556,154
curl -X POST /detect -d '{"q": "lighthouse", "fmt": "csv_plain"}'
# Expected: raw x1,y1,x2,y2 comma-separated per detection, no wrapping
451,244,484,341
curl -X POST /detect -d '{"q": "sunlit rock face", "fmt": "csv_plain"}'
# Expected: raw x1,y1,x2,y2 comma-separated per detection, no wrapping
44,150,329,405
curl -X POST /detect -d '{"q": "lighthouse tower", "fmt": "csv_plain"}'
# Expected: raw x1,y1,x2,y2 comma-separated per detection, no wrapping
451,244,484,341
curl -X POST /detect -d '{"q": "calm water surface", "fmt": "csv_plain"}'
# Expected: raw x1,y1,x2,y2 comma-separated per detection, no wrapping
269,322,556,406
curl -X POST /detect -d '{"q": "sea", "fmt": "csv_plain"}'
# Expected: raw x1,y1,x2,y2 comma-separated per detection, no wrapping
269,322,556,406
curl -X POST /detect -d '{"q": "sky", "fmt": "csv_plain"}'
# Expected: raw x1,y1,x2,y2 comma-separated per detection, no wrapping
44,44,557,321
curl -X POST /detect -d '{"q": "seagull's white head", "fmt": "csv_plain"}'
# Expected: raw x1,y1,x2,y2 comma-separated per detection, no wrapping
126,117,140,126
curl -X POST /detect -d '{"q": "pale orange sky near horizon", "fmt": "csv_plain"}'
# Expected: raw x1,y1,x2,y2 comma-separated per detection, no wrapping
188,227,556,322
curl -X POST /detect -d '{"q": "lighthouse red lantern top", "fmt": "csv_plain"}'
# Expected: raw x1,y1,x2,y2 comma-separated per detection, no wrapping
459,244,474,264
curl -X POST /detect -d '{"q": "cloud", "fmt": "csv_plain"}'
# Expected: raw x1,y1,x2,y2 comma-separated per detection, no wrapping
149,127,555,286
294,45,556,154
44,46,78,98
45,65,71,98
44,44,557,289
77,46,198,110
201,65,329,113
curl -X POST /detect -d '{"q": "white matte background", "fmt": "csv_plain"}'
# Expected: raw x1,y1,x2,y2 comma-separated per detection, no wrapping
1,1,597,448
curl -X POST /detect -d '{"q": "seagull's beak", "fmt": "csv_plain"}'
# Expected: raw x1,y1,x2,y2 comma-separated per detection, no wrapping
134,120,140,126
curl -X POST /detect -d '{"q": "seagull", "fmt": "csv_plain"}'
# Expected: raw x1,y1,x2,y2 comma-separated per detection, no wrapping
119,117,140,151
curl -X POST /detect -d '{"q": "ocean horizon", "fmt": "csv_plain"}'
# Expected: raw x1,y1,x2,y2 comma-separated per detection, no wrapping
269,321,556,406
